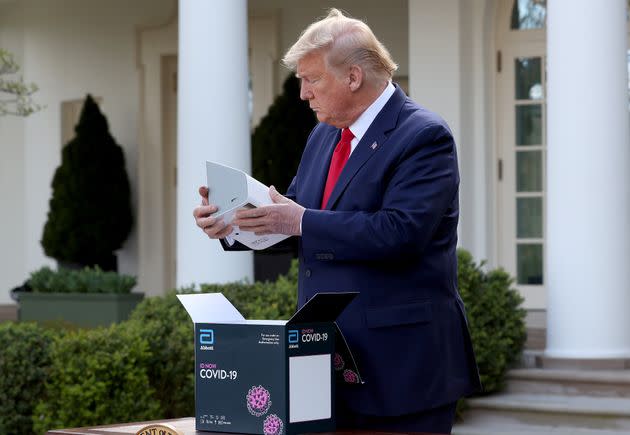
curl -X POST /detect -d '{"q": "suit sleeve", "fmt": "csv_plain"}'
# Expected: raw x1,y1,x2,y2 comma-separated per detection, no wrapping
300,123,458,261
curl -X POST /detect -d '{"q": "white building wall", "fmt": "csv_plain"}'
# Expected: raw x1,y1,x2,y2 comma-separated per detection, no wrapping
0,0,174,305
409,0,494,264
0,2,26,305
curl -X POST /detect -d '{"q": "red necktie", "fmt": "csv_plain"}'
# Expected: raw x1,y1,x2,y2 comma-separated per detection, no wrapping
321,128,354,209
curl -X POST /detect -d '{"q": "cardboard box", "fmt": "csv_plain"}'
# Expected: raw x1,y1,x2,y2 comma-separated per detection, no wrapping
178,292,360,435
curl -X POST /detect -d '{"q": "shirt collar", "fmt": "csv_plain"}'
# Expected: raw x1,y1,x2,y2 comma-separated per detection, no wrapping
348,81,396,153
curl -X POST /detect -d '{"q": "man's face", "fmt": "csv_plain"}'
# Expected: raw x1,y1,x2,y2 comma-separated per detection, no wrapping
297,51,353,128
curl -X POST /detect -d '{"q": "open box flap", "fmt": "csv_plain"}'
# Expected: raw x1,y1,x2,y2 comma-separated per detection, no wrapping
177,293,245,323
287,292,358,324
287,291,364,384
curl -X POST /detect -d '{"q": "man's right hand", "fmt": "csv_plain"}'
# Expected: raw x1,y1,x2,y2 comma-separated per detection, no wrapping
193,186,233,239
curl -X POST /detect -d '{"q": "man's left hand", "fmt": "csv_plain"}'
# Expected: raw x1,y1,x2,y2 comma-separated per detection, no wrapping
233,186,305,236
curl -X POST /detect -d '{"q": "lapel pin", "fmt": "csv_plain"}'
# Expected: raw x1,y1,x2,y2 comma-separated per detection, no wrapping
371,142,378,150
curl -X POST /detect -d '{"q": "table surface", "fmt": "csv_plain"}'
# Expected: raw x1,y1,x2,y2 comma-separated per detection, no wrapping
45,417,438,435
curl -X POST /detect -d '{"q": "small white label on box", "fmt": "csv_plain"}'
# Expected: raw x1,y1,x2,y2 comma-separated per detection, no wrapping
289,354,332,423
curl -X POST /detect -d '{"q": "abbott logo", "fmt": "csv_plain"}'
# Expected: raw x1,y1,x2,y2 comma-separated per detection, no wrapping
199,329,214,345
288,330,299,344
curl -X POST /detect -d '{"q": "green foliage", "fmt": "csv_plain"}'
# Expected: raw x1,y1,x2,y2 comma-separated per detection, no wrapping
127,292,195,418
27,266,136,294
41,95,133,270
0,48,42,116
251,75,316,193
457,249,527,394
33,323,160,433
0,322,56,435
0,255,524,431
200,259,298,320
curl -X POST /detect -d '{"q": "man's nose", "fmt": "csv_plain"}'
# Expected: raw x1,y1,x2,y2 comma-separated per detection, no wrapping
300,83,312,101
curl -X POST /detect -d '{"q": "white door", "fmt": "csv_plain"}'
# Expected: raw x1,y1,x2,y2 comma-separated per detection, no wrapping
496,0,547,309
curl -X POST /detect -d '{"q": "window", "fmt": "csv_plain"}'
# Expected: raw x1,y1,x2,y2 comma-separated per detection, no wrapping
510,0,546,30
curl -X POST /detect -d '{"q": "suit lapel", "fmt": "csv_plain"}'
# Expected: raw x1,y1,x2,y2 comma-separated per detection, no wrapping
324,86,407,210
304,127,340,209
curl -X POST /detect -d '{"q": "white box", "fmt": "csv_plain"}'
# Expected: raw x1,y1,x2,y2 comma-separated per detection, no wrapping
206,161,291,250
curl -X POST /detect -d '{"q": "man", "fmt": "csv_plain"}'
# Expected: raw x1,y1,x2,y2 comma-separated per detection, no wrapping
193,9,481,434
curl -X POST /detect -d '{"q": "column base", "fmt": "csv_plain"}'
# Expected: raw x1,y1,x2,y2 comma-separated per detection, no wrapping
536,355,630,370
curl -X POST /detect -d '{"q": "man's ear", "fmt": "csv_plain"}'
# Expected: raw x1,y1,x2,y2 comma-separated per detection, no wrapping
348,65,363,92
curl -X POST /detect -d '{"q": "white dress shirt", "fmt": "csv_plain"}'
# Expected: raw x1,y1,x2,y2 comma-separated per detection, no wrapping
347,81,396,155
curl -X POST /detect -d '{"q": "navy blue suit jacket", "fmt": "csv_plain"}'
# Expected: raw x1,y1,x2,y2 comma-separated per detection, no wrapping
284,85,481,416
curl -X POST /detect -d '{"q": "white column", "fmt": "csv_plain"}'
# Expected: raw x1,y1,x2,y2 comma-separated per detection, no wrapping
408,0,461,144
546,0,630,358
177,0,253,287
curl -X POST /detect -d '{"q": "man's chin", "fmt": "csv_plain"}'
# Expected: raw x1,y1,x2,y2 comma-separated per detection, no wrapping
315,112,328,123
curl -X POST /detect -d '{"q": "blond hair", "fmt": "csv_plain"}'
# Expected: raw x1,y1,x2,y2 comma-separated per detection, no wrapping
282,8,398,84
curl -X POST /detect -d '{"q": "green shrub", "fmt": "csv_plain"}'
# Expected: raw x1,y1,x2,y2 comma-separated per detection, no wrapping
127,292,195,418
41,95,133,270
0,322,56,435
33,323,160,433
457,249,527,394
28,266,136,294
200,275,297,320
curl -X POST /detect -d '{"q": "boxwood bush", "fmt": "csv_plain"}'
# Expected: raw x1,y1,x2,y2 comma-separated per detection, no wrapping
32,323,160,433
126,291,195,418
0,323,57,435
200,260,298,320
27,266,136,294
457,249,527,393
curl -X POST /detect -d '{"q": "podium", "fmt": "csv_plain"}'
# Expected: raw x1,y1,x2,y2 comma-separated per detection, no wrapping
45,417,440,434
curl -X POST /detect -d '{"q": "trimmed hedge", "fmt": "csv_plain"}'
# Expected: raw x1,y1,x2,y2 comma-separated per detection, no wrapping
126,292,195,418
33,323,160,433
1,252,524,433
200,260,298,320
28,266,136,294
0,323,56,435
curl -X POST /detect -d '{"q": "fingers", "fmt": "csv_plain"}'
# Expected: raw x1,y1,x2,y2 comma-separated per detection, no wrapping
196,214,220,230
208,222,233,239
201,217,231,238
199,185,209,198
235,206,268,220
192,204,218,220
215,224,234,239
195,186,233,239
199,186,209,206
